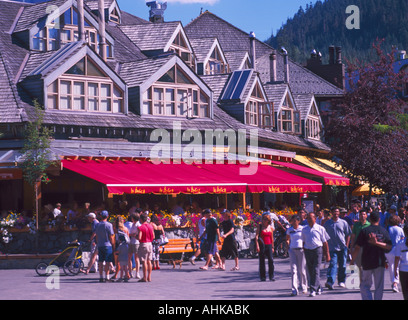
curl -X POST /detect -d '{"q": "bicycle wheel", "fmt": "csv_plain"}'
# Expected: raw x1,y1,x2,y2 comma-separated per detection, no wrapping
63,259,84,276
276,241,289,258
35,262,50,276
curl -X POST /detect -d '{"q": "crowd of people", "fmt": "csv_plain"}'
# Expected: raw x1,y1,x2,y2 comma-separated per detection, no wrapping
60,198,408,300
282,201,408,300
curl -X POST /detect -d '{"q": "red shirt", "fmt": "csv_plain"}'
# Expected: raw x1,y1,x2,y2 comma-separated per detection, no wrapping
260,229,273,245
138,223,154,243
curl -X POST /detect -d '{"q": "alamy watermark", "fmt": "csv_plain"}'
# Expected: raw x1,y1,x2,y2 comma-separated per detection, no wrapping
346,5,360,30
149,122,259,175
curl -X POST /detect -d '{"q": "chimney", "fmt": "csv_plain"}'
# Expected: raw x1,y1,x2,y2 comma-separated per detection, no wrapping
98,0,107,61
335,46,342,64
249,31,256,70
329,45,335,64
281,47,289,83
269,50,277,82
77,0,85,42
146,1,167,23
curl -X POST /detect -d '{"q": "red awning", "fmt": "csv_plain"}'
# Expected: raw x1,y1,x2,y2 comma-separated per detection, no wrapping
271,161,349,186
62,160,322,195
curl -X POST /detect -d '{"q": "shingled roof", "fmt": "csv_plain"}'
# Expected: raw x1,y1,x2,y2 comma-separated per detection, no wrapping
186,11,343,98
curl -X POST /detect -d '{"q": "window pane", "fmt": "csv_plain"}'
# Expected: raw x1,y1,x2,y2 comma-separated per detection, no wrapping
60,96,71,109
73,82,84,95
47,95,57,109
73,97,85,110
176,68,193,84
177,90,187,116
60,80,71,94
61,30,71,42
88,98,98,111
113,86,122,98
143,101,152,114
87,59,105,77
100,83,111,97
48,81,58,93
100,99,111,112
63,8,72,25
66,58,85,75
165,89,175,115
113,100,122,113
158,67,175,83
88,83,98,96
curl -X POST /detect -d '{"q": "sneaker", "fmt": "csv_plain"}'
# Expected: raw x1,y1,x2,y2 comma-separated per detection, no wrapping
317,287,322,295
339,282,346,288
291,290,298,296
309,291,316,297
392,284,399,293
189,257,196,265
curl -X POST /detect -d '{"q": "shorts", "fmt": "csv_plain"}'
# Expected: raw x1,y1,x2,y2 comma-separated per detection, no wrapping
138,242,153,262
220,239,238,259
119,260,128,266
129,243,139,255
206,241,218,256
98,246,113,263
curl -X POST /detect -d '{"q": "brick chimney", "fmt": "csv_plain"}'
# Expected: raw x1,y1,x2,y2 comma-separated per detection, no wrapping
305,45,345,89
146,1,167,23
269,50,277,82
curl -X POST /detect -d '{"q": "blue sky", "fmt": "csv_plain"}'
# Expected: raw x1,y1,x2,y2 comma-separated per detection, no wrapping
118,0,318,41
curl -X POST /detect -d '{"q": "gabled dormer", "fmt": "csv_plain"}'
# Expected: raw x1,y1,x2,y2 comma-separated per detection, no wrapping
190,38,229,75
19,41,127,114
119,54,212,119
219,69,273,128
264,83,300,135
119,22,196,70
293,94,323,140
85,0,122,24
12,0,114,59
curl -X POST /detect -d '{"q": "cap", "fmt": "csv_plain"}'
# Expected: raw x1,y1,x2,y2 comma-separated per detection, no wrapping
87,212,96,219
202,208,212,215
100,210,109,218
389,205,397,211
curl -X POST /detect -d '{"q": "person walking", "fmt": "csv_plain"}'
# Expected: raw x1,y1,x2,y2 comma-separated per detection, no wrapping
385,215,405,293
94,210,115,283
255,214,275,281
189,210,206,265
350,208,371,280
128,212,141,279
324,207,351,290
301,212,331,297
350,211,392,300
219,210,239,271
199,209,221,270
138,212,155,282
286,215,307,296
151,214,165,270
394,225,408,300
85,212,99,274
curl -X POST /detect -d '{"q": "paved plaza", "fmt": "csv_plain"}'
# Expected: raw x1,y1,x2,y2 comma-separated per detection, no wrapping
0,257,403,301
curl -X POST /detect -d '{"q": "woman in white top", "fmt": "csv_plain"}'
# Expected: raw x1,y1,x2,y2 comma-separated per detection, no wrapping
286,215,308,296
394,225,408,300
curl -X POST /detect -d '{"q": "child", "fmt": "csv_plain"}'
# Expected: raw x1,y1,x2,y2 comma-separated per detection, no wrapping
116,234,130,282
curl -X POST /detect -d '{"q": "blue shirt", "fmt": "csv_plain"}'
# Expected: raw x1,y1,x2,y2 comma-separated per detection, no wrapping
324,218,351,251
95,220,114,247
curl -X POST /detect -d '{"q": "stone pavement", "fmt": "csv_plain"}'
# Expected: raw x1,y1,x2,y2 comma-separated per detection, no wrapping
0,257,404,301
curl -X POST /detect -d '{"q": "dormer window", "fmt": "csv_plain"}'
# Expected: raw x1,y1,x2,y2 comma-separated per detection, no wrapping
305,103,321,140
278,94,300,134
169,32,195,69
142,66,209,118
31,6,114,58
206,46,228,75
46,56,123,113
245,83,273,128
109,8,120,24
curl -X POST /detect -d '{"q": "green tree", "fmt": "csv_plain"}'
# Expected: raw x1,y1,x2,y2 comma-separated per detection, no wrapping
20,101,55,229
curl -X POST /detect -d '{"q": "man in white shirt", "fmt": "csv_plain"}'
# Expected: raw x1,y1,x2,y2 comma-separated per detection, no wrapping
302,212,331,297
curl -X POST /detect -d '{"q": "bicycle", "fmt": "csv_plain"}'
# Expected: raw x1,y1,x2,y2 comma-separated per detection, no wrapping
35,240,85,276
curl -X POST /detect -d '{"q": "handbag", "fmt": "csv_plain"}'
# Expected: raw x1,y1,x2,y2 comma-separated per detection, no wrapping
159,234,169,246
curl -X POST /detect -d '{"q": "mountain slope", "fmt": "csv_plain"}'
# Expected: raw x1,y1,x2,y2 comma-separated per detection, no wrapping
266,0,408,64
